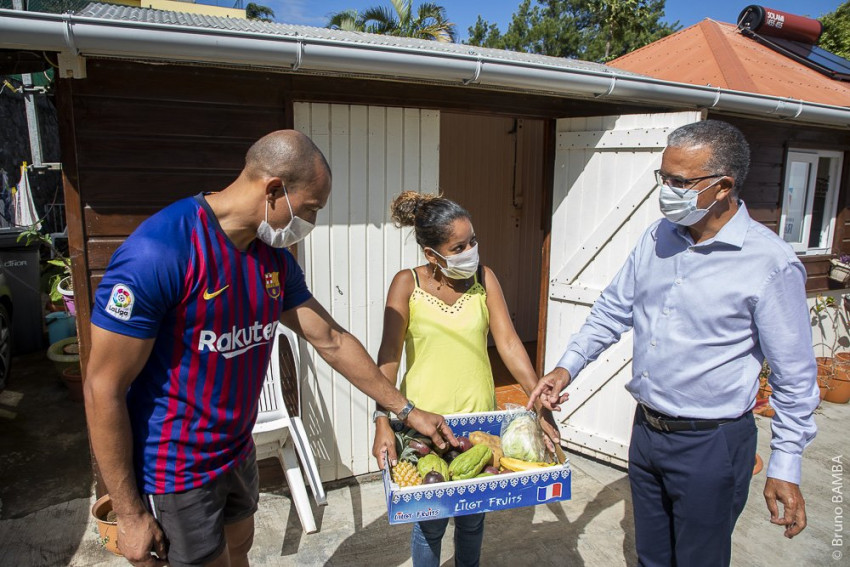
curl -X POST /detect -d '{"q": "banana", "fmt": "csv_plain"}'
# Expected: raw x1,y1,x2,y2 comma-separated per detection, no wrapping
499,456,555,472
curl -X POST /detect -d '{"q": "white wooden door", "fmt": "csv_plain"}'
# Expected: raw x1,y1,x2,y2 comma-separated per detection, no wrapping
294,103,439,481
545,111,704,467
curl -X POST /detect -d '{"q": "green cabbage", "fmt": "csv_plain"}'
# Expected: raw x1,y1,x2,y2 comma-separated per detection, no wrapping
500,412,546,462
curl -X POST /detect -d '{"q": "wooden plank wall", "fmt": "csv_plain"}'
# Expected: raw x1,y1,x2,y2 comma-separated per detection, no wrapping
439,113,545,343
710,113,850,292
77,63,288,262
60,60,289,373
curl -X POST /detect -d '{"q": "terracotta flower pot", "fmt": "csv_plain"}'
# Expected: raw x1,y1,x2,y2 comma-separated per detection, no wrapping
753,398,775,418
754,366,775,416
60,366,83,403
827,353,850,404
753,453,764,476
91,495,122,556
816,357,834,401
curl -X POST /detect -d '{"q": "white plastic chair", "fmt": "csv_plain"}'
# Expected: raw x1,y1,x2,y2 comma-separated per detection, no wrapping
253,323,327,533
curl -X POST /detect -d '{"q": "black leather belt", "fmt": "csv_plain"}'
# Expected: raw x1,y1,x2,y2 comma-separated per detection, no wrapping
639,404,739,433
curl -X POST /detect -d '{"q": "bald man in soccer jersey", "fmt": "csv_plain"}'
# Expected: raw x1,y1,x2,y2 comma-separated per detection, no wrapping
84,131,457,567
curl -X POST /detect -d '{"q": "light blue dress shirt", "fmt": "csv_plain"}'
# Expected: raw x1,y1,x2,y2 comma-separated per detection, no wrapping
557,202,819,484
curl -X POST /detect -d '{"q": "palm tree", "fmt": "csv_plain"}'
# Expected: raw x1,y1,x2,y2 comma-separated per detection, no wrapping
246,2,275,23
327,0,456,43
327,9,361,32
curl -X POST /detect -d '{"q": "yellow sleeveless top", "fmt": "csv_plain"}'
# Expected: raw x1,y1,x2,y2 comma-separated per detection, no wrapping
399,268,495,415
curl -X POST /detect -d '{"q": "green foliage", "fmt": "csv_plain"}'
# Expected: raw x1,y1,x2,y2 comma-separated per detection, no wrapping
819,1,850,60
811,294,850,357
16,222,71,302
328,9,361,32
466,0,678,62
246,2,275,23
328,0,456,43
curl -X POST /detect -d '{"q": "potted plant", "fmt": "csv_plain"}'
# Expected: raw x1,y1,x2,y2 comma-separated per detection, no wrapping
829,254,850,285
809,294,850,402
15,222,74,314
827,353,850,404
91,494,122,556
46,336,82,400
754,361,775,417
60,364,83,402
55,273,75,316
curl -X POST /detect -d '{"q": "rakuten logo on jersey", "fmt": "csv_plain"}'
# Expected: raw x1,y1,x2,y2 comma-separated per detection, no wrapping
197,321,277,359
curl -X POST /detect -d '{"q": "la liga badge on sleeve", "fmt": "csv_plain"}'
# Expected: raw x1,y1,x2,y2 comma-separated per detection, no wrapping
106,283,135,321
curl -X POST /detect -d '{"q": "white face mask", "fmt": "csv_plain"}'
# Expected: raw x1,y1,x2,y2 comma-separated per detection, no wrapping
658,177,723,227
428,243,479,280
256,186,315,248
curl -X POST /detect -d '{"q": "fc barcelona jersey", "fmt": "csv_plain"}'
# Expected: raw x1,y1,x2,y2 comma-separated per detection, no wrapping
91,194,311,494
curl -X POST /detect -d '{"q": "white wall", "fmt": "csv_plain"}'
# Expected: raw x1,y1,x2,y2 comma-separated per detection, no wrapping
293,102,439,481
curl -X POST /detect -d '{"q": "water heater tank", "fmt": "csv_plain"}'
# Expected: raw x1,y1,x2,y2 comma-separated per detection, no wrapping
737,5,823,44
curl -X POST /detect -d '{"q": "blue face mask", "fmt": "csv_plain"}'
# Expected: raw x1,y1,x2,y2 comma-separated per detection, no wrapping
658,177,723,227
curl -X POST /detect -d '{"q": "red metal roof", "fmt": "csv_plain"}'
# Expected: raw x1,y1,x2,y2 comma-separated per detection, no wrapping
609,19,850,107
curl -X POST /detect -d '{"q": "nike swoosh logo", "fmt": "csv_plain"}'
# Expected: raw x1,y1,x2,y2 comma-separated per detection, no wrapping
203,285,230,300
221,342,264,359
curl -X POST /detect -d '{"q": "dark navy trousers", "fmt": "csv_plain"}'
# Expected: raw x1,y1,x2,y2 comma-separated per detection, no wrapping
628,408,758,567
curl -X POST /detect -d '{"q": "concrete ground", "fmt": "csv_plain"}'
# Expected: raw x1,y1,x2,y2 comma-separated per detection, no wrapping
0,351,847,566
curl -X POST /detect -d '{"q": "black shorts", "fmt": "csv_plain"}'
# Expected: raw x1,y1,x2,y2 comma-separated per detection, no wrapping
145,449,259,567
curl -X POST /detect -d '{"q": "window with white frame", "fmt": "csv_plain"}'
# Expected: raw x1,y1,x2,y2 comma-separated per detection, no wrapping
779,149,844,255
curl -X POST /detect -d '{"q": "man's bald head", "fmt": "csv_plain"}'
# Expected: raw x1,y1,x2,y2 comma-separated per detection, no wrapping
244,130,331,191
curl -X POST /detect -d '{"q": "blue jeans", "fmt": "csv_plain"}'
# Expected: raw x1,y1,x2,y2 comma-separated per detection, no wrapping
411,513,485,567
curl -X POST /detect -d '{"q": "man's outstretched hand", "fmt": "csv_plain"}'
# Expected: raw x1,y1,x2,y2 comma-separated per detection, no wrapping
526,367,571,412
404,408,458,451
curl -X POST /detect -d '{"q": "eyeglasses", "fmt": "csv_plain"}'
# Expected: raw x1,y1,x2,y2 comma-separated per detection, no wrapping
654,169,725,189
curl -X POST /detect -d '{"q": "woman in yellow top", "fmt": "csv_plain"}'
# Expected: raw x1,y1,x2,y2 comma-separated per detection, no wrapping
372,191,557,567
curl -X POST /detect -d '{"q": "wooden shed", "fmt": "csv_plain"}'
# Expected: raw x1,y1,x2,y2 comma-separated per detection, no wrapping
1,4,849,477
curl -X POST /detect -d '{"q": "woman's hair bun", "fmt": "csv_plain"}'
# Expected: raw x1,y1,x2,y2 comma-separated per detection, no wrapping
390,191,440,227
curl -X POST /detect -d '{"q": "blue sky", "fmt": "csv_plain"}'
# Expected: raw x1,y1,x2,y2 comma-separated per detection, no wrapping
207,1,846,41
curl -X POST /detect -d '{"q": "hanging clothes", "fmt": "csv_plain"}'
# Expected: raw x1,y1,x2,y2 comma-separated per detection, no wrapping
13,162,40,230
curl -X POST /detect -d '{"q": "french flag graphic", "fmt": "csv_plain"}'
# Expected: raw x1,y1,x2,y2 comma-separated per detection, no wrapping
537,483,563,502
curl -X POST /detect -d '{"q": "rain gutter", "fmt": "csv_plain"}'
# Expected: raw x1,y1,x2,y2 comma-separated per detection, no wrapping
1,9,848,128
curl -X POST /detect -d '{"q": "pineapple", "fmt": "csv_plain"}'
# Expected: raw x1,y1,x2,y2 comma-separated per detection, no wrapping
392,460,422,487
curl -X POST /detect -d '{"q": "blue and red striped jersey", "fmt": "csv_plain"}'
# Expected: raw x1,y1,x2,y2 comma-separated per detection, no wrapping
91,194,312,494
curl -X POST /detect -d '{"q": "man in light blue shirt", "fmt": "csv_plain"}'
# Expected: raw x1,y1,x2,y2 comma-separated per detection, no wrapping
529,120,818,567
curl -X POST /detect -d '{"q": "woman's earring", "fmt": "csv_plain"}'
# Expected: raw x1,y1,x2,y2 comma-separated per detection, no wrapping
432,263,442,289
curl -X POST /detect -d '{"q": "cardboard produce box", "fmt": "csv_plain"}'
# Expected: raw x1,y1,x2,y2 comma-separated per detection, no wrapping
382,410,571,525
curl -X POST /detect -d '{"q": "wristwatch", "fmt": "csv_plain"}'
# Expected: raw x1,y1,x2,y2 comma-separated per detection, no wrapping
372,410,389,423
396,400,415,422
